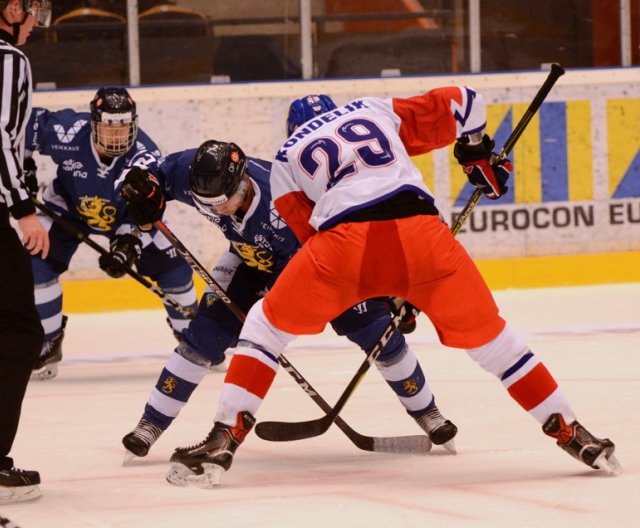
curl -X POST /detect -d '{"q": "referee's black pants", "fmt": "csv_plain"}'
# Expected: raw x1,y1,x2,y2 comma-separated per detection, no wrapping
0,205,43,469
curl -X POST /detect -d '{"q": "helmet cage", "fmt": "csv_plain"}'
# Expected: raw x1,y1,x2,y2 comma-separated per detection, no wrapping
90,88,138,157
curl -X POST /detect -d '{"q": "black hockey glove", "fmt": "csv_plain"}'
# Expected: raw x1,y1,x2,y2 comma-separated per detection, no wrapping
23,157,39,196
98,234,142,278
387,298,420,334
453,134,512,200
121,167,166,228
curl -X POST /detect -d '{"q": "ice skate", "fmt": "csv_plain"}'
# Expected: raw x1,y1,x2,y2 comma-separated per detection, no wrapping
415,405,458,454
0,515,21,528
543,413,622,476
0,467,42,504
30,315,67,381
166,411,255,488
122,417,165,464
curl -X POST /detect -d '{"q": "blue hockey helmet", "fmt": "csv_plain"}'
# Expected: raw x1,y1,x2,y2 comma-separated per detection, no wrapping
286,94,337,136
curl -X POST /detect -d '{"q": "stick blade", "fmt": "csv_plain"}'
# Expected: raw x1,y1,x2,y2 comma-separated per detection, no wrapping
372,435,432,454
255,415,332,441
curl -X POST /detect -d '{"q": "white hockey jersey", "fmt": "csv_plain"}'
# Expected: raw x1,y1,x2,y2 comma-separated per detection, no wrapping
270,86,486,243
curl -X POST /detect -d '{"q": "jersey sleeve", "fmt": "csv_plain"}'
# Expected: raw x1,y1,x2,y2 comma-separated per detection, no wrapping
271,162,316,244
156,149,198,206
0,53,33,218
392,86,487,156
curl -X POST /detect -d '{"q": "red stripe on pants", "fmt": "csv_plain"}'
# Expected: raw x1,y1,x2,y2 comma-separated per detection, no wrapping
507,363,558,411
224,354,277,399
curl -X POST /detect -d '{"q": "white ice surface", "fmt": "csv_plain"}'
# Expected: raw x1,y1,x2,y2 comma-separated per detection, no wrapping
2,283,639,528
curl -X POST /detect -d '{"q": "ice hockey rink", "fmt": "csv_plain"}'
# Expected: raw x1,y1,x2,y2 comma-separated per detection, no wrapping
1,282,639,528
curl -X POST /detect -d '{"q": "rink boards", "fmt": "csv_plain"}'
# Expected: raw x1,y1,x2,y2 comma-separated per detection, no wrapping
29,68,640,312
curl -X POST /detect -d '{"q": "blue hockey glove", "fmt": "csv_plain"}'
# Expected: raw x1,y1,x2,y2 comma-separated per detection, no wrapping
98,234,142,278
454,134,511,200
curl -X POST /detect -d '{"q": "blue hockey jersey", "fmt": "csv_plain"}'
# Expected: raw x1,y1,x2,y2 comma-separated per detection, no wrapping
150,149,300,286
26,107,161,235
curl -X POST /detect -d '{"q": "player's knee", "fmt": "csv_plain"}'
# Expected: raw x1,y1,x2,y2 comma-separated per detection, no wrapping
238,299,294,357
376,341,409,366
465,325,529,377
175,340,215,367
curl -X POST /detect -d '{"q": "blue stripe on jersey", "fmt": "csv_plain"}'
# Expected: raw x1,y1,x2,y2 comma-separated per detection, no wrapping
501,350,534,381
452,87,477,127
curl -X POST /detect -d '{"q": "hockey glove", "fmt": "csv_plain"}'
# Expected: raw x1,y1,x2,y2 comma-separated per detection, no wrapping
121,167,166,228
453,134,511,200
387,298,420,334
98,234,142,278
23,157,39,196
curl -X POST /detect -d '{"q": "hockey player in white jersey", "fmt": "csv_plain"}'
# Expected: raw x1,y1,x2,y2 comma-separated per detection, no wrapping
120,133,457,464
24,87,198,380
165,89,620,487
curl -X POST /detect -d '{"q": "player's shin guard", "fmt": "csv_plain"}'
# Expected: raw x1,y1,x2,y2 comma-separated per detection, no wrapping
163,280,198,338
466,325,574,424
167,411,256,488
215,342,279,425
375,344,457,451
123,343,212,462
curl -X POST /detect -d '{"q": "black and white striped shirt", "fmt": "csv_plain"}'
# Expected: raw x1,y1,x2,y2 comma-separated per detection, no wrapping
0,29,34,220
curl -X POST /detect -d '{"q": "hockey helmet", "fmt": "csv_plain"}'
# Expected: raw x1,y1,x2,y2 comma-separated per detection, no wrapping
190,140,248,214
0,1,52,27
90,87,138,157
286,94,337,136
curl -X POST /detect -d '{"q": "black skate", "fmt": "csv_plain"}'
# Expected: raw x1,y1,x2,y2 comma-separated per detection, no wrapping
415,405,458,454
0,467,41,504
166,411,255,488
543,413,622,475
0,515,22,527
122,418,165,464
31,315,68,381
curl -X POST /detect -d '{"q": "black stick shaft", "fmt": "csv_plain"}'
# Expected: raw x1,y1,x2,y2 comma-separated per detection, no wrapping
257,65,567,442
32,198,194,318
451,64,565,236
153,220,429,453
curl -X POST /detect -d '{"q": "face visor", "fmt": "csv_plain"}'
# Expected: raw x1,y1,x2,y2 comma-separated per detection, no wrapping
192,178,248,217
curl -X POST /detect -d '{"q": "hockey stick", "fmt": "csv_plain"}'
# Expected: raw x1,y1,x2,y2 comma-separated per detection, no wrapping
451,63,565,235
255,64,566,443
153,219,431,454
31,197,195,318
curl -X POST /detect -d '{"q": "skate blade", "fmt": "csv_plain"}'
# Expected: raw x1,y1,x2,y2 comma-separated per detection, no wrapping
593,451,623,476
166,462,224,488
30,363,59,381
0,484,42,504
442,439,457,455
123,450,139,466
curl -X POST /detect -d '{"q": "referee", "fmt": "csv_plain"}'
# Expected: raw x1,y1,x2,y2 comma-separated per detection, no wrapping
0,0,52,504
